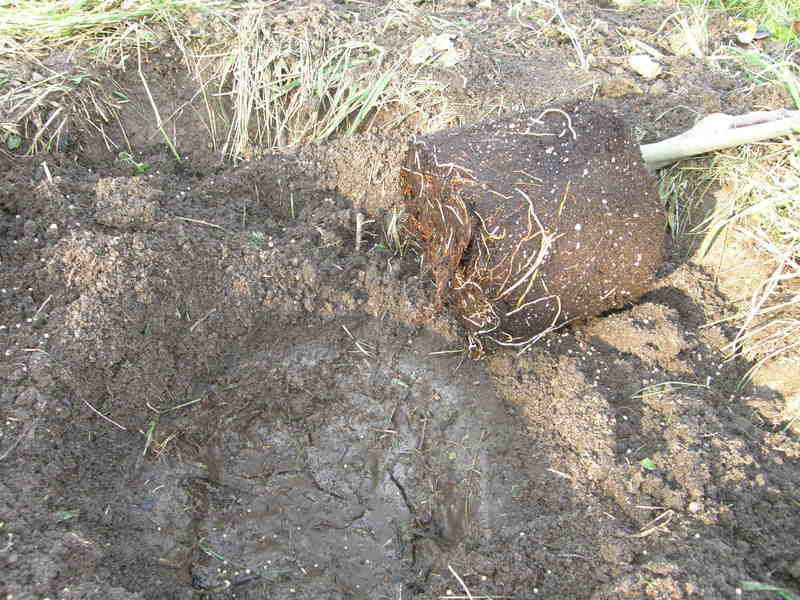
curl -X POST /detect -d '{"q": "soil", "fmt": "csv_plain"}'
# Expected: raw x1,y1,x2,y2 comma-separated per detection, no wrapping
1,1,799,599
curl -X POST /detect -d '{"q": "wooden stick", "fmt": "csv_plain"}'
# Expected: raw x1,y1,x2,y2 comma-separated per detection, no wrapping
640,109,800,170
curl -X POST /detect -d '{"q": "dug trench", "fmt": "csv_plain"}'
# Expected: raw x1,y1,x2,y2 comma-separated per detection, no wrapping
1,131,799,598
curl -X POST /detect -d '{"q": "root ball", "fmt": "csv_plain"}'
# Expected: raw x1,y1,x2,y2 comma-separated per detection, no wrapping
401,101,666,348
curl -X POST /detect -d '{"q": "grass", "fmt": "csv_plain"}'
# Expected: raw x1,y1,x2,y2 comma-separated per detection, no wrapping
732,47,800,107
0,0,207,153
739,580,800,600
210,10,404,157
669,0,712,58
633,380,711,399
1,1,454,158
699,0,800,44
659,161,718,239
651,0,800,388
509,0,590,69
691,51,800,383
0,0,173,51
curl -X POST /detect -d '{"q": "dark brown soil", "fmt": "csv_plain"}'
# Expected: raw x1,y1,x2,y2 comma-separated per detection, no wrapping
1,1,799,600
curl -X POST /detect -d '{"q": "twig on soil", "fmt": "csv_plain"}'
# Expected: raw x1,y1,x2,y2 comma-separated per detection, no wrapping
0,417,40,462
371,428,398,435
82,399,127,431
165,397,203,413
355,212,374,252
190,308,217,333
41,162,54,184
175,216,225,230
633,380,709,399
32,294,53,321
447,564,475,600
627,509,674,538
342,324,374,358
136,30,180,161
546,467,573,480
557,552,589,560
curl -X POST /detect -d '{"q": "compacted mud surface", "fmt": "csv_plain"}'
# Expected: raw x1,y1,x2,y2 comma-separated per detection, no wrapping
1,1,799,599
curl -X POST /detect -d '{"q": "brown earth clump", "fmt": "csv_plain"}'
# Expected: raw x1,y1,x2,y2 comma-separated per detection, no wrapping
401,101,666,350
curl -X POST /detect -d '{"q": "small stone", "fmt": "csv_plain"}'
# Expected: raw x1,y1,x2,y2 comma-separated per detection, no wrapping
629,55,662,79
787,558,800,580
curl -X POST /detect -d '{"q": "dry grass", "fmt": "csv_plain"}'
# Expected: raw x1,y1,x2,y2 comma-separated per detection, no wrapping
698,138,800,380
701,47,799,381
659,161,716,240
0,0,210,153
669,0,712,59
214,4,454,156
509,0,590,70
2,1,456,158
208,6,406,157
0,63,125,153
0,1,168,55
653,0,800,385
